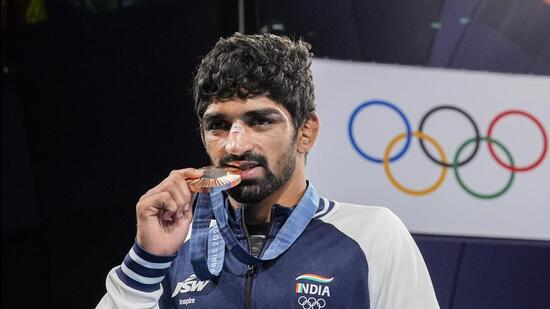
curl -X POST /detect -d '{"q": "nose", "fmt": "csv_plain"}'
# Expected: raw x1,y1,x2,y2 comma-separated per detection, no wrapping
224,122,253,155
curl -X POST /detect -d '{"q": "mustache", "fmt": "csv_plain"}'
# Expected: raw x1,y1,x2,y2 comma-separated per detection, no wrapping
219,152,268,168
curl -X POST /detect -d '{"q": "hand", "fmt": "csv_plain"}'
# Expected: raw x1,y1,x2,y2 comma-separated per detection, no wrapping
135,168,203,256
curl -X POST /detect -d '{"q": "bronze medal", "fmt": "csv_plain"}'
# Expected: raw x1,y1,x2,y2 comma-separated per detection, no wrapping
186,166,241,193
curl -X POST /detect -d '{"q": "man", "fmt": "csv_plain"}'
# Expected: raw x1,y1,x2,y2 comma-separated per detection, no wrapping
97,33,439,309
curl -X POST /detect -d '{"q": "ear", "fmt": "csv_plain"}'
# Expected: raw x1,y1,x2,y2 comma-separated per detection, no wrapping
297,112,320,154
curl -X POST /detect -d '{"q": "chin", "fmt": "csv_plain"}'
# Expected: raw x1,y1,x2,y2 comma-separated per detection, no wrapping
227,182,272,204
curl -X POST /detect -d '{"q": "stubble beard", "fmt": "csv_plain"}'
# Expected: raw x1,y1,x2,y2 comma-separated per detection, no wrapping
227,143,297,204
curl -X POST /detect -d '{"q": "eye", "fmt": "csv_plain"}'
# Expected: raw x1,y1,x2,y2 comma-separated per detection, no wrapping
206,120,230,131
250,117,273,126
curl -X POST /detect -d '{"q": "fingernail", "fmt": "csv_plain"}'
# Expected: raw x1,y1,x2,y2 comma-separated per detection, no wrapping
183,203,190,211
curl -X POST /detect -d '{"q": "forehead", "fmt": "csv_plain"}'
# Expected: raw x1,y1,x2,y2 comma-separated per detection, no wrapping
202,96,292,120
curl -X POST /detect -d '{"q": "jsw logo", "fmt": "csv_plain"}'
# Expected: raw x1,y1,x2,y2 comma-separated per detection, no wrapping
171,274,210,297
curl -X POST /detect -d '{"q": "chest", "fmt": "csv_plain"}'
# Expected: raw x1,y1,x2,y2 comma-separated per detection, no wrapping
168,221,370,308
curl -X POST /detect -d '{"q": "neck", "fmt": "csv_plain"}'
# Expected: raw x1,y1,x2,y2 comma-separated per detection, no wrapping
229,164,307,225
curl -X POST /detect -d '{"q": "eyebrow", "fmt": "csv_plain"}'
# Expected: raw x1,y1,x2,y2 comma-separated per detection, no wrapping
201,112,226,126
202,107,284,124
242,108,284,120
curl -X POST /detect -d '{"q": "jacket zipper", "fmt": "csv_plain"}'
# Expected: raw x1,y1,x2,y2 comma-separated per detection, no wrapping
243,213,256,309
243,207,274,309
244,264,257,309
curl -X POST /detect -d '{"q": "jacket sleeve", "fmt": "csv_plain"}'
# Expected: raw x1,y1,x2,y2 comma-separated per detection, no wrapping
96,242,177,309
321,204,440,309
368,208,440,309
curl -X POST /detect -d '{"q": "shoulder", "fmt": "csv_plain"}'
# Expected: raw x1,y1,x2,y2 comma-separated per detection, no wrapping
317,199,406,236
315,199,440,308
317,199,414,260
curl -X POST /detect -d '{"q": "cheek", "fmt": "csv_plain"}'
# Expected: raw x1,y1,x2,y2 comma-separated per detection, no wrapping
256,131,285,150
204,136,226,161
262,135,295,167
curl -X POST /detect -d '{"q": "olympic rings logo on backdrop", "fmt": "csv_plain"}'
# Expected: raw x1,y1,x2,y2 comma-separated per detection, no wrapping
347,100,548,199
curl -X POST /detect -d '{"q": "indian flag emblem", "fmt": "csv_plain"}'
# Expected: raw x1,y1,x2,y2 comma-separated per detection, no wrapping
295,274,333,297
295,274,334,283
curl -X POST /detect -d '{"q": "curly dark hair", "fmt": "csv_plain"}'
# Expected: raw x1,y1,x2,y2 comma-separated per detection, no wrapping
193,33,315,129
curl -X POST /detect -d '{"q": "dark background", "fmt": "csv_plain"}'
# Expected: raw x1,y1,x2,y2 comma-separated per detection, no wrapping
2,0,550,308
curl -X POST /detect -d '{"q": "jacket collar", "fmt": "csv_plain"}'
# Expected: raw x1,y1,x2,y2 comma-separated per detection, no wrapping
226,181,319,238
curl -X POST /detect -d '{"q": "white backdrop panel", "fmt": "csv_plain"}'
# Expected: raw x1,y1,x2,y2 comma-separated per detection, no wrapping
308,59,550,240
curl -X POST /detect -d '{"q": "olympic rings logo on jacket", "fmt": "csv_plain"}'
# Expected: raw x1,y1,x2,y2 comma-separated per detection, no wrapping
297,296,326,309
347,100,548,199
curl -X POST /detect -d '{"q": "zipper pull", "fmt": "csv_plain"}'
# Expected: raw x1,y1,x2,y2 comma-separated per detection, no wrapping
246,264,257,276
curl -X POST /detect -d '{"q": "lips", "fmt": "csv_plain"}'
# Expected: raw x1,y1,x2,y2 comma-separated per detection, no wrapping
225,161,261,171
223,161,263,180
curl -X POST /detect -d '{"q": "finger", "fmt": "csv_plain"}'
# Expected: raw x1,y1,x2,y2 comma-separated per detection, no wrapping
136,191,176,221
163,178,188,209
170,172,195,214
144,168,204,198
174,168,204,179
166,186,190,220
160,173,195,219
160,197,178,222
163,168,202,216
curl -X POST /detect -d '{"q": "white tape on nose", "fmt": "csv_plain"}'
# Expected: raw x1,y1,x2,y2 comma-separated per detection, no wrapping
230,123,245,135
226,123,246,151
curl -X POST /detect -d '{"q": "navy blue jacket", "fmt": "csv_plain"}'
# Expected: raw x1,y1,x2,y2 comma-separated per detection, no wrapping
98,185,439,309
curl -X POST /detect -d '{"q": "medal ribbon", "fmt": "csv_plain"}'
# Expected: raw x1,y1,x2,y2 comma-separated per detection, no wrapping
190,183,320,280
